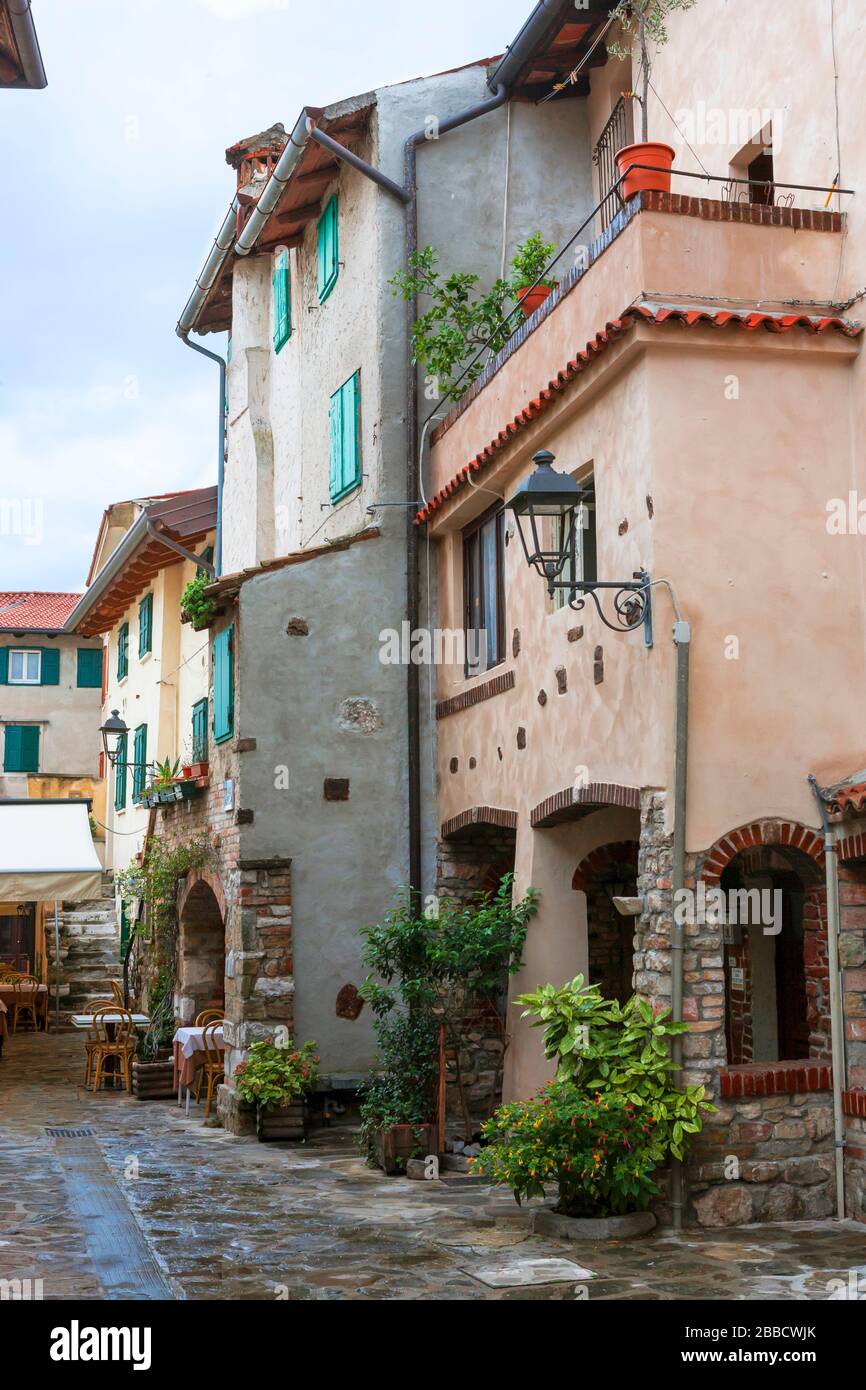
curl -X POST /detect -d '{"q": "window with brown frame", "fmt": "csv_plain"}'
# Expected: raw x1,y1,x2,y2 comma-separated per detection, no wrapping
463,504,505,675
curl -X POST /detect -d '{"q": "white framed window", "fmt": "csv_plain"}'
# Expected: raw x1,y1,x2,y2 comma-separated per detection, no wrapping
8,649,41,684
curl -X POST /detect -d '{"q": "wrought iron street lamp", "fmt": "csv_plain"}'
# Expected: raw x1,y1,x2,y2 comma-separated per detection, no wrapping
99,710,129,767
505,449,653,644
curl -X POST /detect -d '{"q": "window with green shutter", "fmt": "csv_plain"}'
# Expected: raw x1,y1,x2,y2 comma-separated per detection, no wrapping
3,724,39,773
191,697,208,762
273,248,291,351
213,627,234,744
139,593,153,657
114,731,128,810
132,724,148,803
117,623,129,681
317,195,339,303
329,370,361,503
77,648,102,688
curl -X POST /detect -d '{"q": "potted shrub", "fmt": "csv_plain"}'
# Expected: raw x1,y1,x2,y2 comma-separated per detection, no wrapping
180,572,218,631
607,0,696,199
359,1012,439,1174
474,976,714,1236
131,970,177,1101
510,233,557,318
234,1039,319,1142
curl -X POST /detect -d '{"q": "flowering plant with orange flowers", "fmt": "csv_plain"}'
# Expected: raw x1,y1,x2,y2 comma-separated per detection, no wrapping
473,1082,660,1216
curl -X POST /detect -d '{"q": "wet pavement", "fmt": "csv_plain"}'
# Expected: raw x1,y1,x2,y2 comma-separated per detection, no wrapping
2,1031,866,1301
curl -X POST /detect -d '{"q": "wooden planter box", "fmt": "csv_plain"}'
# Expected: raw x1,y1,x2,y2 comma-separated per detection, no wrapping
132,1059,176,1101
374,1123,439,1175
256,1102,307,1142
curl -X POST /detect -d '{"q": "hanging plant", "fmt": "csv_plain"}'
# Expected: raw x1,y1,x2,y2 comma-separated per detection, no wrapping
180,573,218,630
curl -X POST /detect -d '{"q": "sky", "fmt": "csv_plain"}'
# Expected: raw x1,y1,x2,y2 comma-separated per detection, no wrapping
0,0,530,592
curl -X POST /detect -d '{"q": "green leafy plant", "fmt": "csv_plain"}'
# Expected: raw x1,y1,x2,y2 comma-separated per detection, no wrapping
517,975,714,1160
180,572,217,630
148,757,181,791
607,0,697,142
116,835,212,1060
510,232,557,290
390,245,516,404
358,1010,439,1167
233,1039,319,1112
474,1081,662,1216
360,874,538,1140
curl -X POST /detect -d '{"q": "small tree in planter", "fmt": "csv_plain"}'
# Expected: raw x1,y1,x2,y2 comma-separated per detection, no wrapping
358,1010,439,1173
234,1039,319,1142
606,0,697,196
360,875,539,1148
510,232,557,318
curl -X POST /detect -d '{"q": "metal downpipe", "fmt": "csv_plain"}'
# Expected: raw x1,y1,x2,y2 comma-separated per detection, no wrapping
7,0,46,89
808,773,847,1219
669,619,691,1228
179,334,226,576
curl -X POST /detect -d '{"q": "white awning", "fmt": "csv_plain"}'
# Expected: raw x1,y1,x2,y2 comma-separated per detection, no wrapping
0,800,103,900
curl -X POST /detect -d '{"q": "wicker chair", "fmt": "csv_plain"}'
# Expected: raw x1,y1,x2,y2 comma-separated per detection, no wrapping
198,1020,225,1119
82,999,116,1086
90,1005,136,1093
12,975,41,1033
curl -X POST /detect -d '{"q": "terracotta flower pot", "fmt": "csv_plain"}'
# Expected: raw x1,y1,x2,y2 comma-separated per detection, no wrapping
181,766,193,779
516,283,554,319
615,141,675,201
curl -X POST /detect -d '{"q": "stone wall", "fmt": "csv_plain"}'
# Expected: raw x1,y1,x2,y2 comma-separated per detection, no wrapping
47,873,120,1020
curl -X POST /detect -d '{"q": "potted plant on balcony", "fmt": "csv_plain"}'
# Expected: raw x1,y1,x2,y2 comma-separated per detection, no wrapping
511,233,558,319
234,1038,319,1141
180,572,218,631
607,0,696,200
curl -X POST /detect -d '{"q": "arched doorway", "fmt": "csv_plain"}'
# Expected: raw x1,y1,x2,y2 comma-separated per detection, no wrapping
572,839,639,1004
715,844,825,1065
177,876,226,1023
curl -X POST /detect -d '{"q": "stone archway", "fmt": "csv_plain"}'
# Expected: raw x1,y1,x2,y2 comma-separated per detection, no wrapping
573,839,640,1004
177,871,226,1024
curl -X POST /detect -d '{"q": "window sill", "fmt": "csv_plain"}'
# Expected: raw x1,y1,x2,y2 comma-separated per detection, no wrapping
719,1061,832,1099
329,479,361,506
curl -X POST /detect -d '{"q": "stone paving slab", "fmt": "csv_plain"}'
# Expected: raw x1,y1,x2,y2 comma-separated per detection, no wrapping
2,1033,866,1301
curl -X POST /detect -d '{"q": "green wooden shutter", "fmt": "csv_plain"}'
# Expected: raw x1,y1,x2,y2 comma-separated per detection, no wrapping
132,724,147,802
117,623,129,681
191,698,208,762
119,903,131,962
76,648,102,687
329,372,361,502
0,648,7,684
329,389,342,501
213,627,234,744
317,195,339,302
114,731,128,810
39,647,60,685
4,725,39,773
273,249,291,352
139,594,153,657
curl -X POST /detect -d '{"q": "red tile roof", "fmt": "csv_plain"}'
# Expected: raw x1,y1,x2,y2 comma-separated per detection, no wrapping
0,592,83,632
416,304,862,523
826,783,866,816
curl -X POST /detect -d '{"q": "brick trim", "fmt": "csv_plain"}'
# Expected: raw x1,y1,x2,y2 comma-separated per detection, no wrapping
720,1060,832,1099
639,188,843,233
440,806,519,840
531,782,640,829
177,867,227,923
436,669,515,720
572,837,640,891
699,820,825,885
843,1089,866,1118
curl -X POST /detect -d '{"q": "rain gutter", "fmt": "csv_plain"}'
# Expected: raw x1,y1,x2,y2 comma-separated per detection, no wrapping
7,0,46,89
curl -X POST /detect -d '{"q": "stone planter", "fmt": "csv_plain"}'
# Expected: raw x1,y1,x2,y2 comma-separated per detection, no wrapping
132,1058,176,1101
256,1102,307,1142
374,1123,439,1175
531,1207,656,1241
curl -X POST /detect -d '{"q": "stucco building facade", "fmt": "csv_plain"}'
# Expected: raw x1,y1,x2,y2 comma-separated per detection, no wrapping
423,0,866,1226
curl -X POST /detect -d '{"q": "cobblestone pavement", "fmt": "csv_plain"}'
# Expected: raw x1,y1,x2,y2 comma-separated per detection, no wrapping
2,1032,866,1301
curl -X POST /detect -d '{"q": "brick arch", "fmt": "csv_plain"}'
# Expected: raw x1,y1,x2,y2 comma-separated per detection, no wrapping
177,867,227,923
572,838,640,892
699,820,824,886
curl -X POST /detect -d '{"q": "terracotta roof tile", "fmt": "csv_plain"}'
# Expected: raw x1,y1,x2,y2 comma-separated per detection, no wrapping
0,592,83,632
